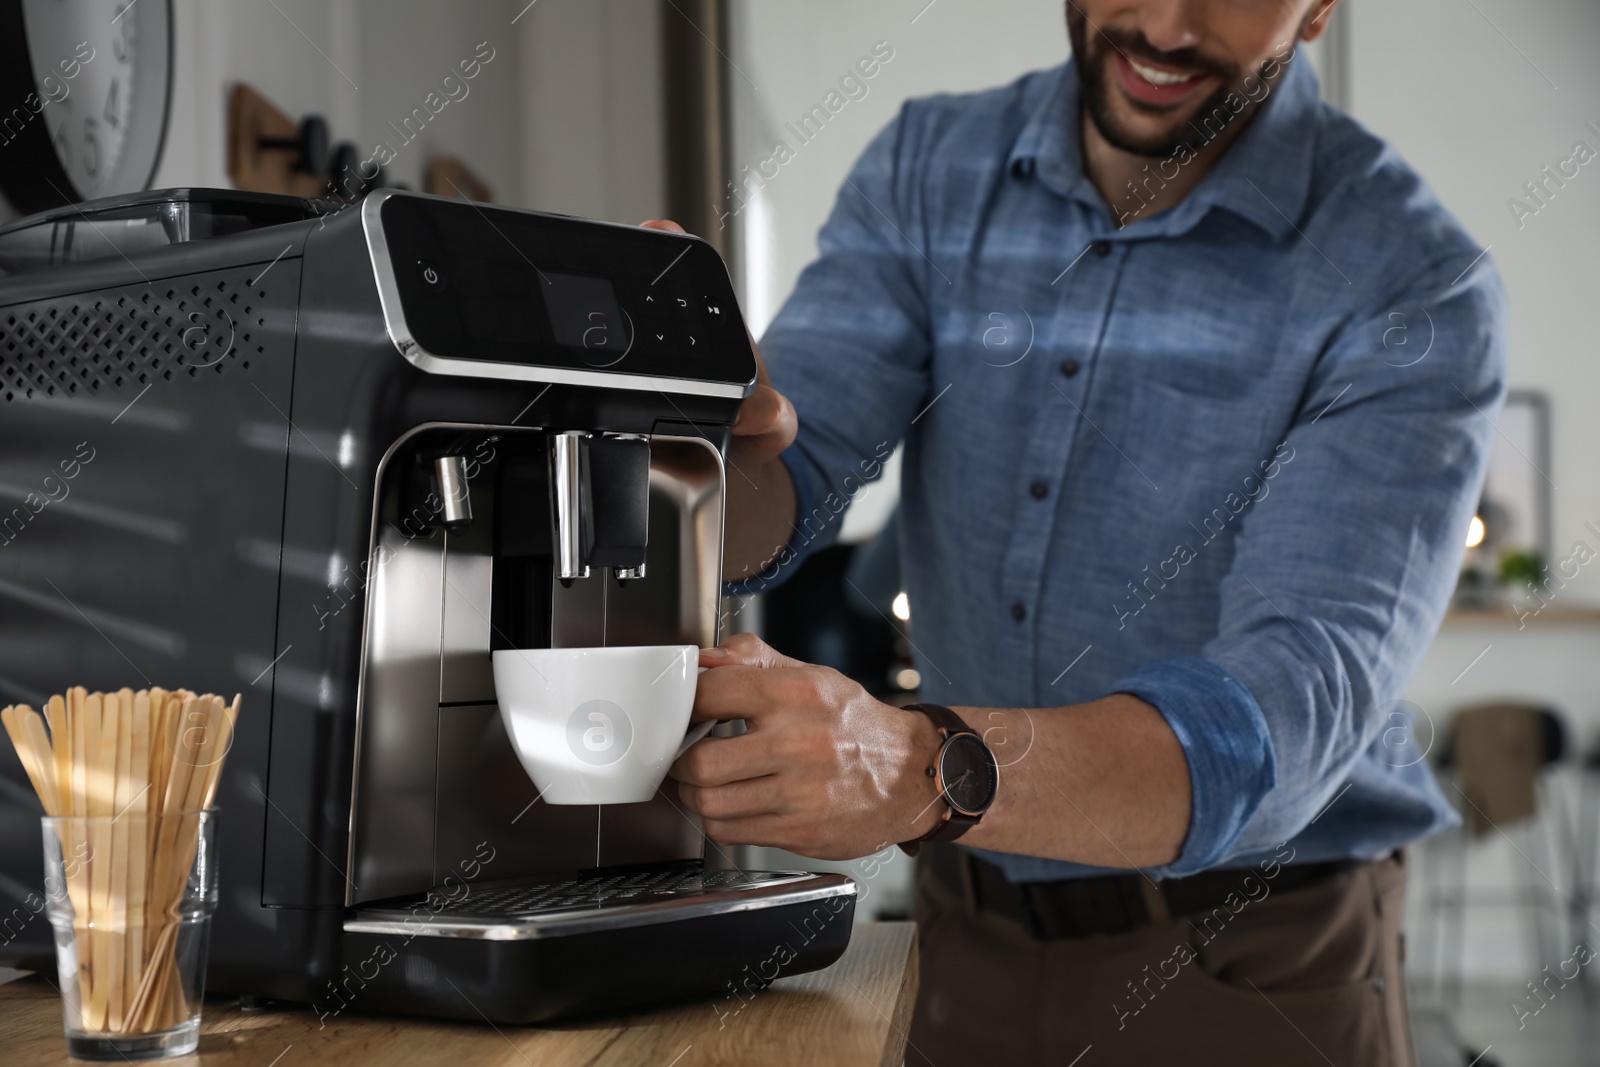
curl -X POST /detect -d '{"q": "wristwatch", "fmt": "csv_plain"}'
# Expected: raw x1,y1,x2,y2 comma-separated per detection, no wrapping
898,703,1000,856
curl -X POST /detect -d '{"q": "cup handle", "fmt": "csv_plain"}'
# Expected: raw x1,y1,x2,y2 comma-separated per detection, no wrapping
676,663,716,758
676,719,717,759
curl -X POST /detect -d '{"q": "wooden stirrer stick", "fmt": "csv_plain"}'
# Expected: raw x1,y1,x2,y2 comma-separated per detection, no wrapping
198,696,240,810
107,691,134,1031
69,688,88,815
84,693,111,1032
126,691,151,1030
68,688,91,1029
46,694,69,815
2,707,57,815
141,696,201,1027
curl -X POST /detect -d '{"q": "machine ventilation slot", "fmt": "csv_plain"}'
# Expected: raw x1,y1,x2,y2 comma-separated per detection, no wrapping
0,271,277,403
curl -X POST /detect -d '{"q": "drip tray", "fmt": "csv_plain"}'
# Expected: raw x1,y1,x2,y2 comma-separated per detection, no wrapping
338,862,859,1022
344,864,855,941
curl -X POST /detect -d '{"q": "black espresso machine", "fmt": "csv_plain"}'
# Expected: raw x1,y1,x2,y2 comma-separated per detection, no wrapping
0,188,854,1022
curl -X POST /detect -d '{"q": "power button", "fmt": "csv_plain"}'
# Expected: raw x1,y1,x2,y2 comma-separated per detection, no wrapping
418,260,445,289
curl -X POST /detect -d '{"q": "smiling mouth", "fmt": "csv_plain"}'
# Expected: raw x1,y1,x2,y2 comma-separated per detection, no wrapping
1126,57,1203,87
1112,51,1220,107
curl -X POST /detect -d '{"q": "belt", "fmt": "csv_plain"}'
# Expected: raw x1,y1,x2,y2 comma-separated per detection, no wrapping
927,845,1365,941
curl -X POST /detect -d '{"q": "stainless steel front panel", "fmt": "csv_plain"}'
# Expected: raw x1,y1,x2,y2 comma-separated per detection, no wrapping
349,428,725,907
634,437,726,650
549,436,726,650
549,568,608,649
433,704,703,884
348,489,446,903
439,493,496,706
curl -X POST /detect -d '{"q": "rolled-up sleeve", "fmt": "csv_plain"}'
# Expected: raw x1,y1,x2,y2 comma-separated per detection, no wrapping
1115,257,1508,877
1111,657,1276,873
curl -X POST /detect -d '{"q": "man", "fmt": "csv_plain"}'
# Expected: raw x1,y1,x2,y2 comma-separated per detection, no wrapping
653,1,1505,1063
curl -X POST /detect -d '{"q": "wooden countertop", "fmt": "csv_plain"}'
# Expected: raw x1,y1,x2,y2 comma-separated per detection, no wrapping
2,922,918,1067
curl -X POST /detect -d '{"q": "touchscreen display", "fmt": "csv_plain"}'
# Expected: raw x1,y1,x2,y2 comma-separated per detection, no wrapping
541,272,628,359
379,195,755,386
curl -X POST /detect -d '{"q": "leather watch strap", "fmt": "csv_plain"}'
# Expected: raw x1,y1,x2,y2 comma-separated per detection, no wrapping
906,702,976,740
899,703,990,856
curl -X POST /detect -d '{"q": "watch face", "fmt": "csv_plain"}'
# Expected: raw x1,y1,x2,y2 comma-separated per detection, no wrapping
938,733,999,818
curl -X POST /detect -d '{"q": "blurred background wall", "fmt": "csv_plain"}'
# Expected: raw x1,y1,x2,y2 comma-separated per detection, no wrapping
0,0,670,229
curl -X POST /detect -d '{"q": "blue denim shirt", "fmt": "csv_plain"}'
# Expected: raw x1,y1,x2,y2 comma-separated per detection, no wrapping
746,56,1507,881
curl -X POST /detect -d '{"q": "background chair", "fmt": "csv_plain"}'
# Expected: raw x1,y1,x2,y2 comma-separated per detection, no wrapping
1418,704,1580,1007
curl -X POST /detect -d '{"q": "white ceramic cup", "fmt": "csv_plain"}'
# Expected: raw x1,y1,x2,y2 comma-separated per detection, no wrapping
491,644,715,805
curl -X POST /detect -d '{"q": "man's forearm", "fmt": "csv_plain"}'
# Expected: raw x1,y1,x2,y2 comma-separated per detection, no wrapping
721,452,797,582
950,695,1192,869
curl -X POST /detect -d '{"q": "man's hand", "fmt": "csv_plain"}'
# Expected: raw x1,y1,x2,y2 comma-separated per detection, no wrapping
639,220,796,465
671,635,1192,868
640,220,800,579
670,633,946,860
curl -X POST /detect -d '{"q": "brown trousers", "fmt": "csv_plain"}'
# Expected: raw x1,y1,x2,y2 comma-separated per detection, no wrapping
907,849,1415,1067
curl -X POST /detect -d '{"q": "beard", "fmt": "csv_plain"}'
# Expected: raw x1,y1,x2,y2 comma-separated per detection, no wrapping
1066,6,1279,158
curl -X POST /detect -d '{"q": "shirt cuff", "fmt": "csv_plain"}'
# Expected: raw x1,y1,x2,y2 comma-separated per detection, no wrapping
721,445,826,601
1109,657,1277,878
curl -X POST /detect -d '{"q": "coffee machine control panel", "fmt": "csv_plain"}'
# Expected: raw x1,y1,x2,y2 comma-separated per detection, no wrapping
362,191,757,397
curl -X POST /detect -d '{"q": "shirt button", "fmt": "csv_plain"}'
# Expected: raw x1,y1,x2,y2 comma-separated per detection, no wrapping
1058,358,1081,378
1029,481,1048,500
1011,603,1027,622
1092,240,1112,257
1011,157,1036,180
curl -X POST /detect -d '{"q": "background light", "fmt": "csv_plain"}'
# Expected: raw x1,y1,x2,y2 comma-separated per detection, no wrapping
891,591,910,621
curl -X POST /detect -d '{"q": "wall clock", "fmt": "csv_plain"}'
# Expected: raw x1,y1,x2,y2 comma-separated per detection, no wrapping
0,0,173,215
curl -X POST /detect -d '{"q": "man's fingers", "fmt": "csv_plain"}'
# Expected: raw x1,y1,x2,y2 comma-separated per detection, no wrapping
701,632,807,670
639,219,688,234
690,664,824,725
730,384,796,456
676,776,785,821
731,382,782,431
699,813,826,851
669,733,784,786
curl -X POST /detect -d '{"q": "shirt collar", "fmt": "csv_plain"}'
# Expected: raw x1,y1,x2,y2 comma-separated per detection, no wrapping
1009,55,1323,241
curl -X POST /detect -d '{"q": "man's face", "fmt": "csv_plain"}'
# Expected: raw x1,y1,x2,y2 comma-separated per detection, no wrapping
1066,0,1332,157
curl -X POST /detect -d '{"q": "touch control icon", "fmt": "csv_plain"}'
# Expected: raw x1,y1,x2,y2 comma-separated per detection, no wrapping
566,699,633,766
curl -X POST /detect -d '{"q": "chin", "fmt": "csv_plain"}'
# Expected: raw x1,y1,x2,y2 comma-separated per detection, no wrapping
1112,108,1191,147
1093,81,1198,156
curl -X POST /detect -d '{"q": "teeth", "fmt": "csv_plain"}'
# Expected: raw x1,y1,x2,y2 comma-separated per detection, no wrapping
1128,58,1196,87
